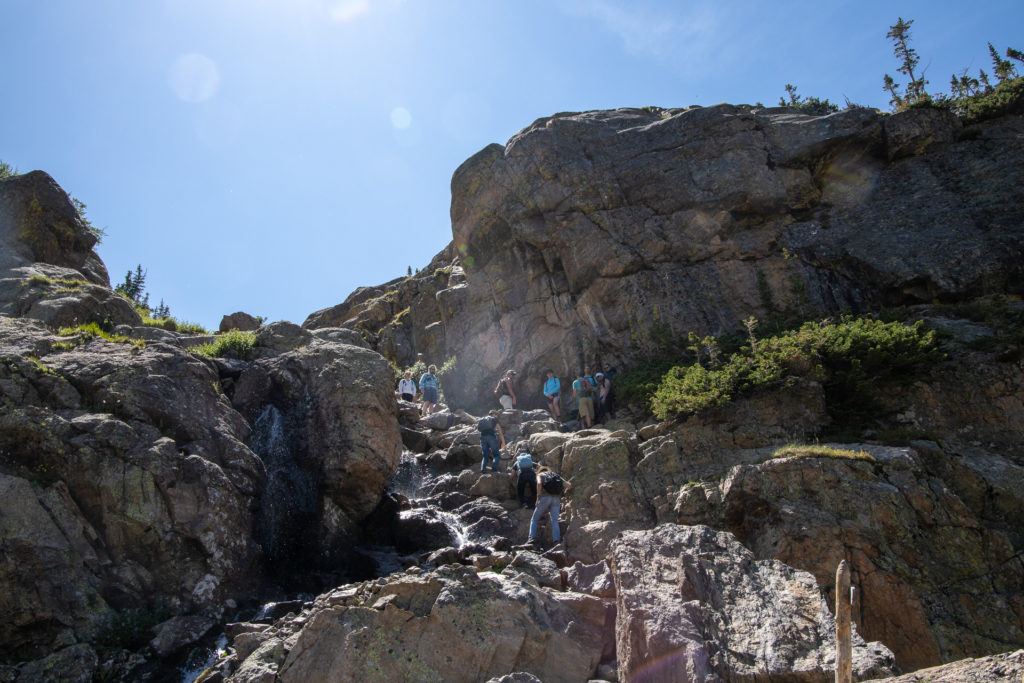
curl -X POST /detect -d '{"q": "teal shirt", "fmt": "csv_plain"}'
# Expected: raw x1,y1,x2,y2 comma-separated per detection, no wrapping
543,376,560,396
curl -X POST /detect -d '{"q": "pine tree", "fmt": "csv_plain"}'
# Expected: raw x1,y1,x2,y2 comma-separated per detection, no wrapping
115,264,149,308
1008,47,1024,66
988,43,1018,82
407,265,413,277
884,17,929,108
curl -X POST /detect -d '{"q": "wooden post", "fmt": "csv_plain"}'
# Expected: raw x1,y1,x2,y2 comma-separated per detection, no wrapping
836,560,853,683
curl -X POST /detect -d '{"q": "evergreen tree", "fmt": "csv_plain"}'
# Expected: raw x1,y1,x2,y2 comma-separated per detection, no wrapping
777,83,838,115
988,42,1018,82
1008,47,1024,66
115,264,149,308
407,265,413,277
884,18,929,108
152,299,171,319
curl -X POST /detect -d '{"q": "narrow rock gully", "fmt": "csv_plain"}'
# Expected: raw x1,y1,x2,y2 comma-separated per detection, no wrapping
191,401,617,683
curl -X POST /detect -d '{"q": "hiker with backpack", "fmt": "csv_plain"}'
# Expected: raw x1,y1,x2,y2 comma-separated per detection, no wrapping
512,451,537,508
528,467,571,547
572,369,595,429
397,370,417,402
543,369,561,419
478,409,506,473
494,370,517,410
419,364,440,416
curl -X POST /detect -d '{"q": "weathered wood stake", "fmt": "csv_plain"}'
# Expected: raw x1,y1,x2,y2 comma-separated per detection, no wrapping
836,560,853,683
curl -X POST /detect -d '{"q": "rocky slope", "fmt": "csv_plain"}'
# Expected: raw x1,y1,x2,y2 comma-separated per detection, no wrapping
3,99,1024,682
308,104,1024,411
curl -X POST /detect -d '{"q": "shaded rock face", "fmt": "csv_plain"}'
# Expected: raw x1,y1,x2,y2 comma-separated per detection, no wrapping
226,565,608,683
0,171,140,329
231,325,403,573
610,524,896,682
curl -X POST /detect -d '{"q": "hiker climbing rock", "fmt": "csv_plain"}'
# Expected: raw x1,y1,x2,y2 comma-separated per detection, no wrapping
512,451,537,508
596,371,613,421
478,409,506,473
528,466,570,548
543,369,561,419
419,364,439,415
494,369,517,410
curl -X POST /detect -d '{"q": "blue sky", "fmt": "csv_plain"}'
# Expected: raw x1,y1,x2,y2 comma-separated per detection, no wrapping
1,0,1021,327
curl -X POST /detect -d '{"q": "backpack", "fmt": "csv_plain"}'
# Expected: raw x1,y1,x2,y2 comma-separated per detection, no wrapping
420,373,438,390
577,380,593,398
540,471,565,495
493,379,505,398
515,453,535,470
477,416,497,434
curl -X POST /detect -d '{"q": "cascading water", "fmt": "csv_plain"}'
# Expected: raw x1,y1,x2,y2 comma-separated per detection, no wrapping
251,404,317,572
434,510,469,549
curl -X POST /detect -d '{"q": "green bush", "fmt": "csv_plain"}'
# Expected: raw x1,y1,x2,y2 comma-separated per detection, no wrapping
193,329,256,360
949,76,1024,124
0,160,17,180
614,358,678,409
651,317,940,420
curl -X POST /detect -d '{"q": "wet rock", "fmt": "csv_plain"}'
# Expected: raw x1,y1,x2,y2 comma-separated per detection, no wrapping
486,674,542,683
392,508,458,553
149,615,216,657
252,600,305,624
611,524,896,682
399,426,431,453
14,644,97,683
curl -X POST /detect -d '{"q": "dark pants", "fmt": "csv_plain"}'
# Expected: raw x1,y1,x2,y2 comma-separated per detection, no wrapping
480,434,500,471
516,469,536,506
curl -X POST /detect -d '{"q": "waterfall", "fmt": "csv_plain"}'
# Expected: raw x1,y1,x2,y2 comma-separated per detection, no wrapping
389,451,426,499
435,510,469,549
251,404,317,568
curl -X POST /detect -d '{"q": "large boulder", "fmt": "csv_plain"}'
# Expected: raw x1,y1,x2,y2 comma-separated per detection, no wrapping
672,446,1024,671
0,171,141,328
610,524,896,682
308,106,1024,411
230,328,403,570
219,311,262,332
224,565,608,682
866,649,1024,682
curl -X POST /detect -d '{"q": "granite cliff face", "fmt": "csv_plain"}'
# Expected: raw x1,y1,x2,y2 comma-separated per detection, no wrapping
311,104,1023,410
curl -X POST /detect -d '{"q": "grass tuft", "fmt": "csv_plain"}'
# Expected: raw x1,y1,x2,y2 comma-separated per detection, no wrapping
56,322,145,349
771,444,875,462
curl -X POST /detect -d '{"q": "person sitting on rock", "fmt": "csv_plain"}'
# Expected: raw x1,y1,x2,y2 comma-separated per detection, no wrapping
543,369,561,419
397,370,417,402
572,369,595,429
513,451,537,508
478,409,506,473
528,467,570,548
494,369,517,410
419,365,440,415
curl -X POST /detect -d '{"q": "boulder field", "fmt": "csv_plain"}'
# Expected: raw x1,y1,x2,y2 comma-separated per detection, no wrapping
2,98,1024,681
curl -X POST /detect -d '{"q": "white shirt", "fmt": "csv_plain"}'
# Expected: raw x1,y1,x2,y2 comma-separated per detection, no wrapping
398,378,416,395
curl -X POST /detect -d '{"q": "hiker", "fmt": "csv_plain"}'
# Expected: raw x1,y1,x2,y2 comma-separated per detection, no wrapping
595,371,613,421
543,369,561,419
528,467,571,547
572,370,595,429
478,409,506,473
494,370,517,410
512,451,537,508
419,364,440,415
583,365,597,389
397,370,417,402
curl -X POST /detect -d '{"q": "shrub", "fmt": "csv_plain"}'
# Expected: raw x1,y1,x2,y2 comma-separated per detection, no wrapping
778,84,839,115
56,322,144,349
615,358,677,409
0,160,17,180
193,329,256,360
651,317,940,420
771,444,875,462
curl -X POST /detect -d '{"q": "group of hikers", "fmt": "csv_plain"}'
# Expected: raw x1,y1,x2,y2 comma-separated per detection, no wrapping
395,363,611,547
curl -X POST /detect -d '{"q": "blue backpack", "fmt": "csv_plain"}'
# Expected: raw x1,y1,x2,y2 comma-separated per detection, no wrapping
515,453,535,470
